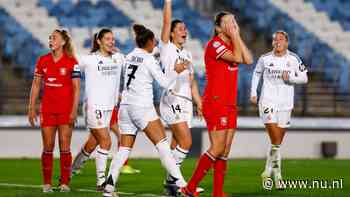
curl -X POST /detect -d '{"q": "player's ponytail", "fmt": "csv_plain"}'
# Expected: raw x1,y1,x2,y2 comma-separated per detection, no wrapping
133,24,155,48
213,11,230,37
90,28,113,53
55,29,76,58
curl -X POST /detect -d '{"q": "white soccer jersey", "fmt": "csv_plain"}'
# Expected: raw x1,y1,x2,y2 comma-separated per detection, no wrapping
251,50,308,110
120,48,174,107
159,41,193,100
79,52,124,110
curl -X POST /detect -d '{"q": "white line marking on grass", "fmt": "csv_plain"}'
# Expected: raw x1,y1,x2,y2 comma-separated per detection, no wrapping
0,183,167,197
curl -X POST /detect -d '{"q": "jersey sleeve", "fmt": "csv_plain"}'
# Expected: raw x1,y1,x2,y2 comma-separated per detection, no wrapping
207,39,228,60
288,55,308,84
71,58,81,79
148,57,173,89
34,56,44,78
250,57,264,97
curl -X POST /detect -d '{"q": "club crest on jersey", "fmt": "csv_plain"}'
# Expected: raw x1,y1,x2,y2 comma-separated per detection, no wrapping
60,67,67,75
43,68,47,73
213,41,221,48
220,117,228,126
268,63,274,67
98,60,103,64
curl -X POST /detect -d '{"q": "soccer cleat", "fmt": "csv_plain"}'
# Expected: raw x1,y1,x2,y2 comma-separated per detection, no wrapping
178,187,199,197
96,182,106,192
120,165,141,174
70,168,81,177
274,173,284,190
42,184,53,193
163,180,179,196
59,184,71,192
196,187,204,193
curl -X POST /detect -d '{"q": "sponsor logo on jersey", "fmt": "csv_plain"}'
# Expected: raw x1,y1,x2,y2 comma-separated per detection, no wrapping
220,117,228,126
268,63,274,67
43,68,47,73
48,78,56,82
60,67,67,75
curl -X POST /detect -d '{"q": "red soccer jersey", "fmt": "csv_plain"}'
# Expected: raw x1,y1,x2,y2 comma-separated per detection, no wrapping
34,52,80,113
203,36,238,106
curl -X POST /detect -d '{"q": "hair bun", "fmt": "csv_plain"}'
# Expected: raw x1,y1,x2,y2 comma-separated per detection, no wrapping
133,24,147,35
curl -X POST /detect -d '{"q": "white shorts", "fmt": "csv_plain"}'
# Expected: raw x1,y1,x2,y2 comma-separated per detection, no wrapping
118,104,159,135
159,96,193,127
84,103,113,129
259,104,292,128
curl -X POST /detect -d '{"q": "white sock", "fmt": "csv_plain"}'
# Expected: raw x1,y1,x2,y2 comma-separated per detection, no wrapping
72,148,90,172
270,144,281,176
167,145,189,182
95,148,109,186
172,145,189,167
156,138,187,187
104,147,131,193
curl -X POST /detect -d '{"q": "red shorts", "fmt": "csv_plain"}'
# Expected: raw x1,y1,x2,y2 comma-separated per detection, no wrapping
110,107,119,127
40,112,70,128
202,102,237,131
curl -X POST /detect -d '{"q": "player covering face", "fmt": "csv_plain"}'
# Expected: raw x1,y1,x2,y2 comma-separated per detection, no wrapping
103,24,188,197
180,12,253,197
250,31,308,189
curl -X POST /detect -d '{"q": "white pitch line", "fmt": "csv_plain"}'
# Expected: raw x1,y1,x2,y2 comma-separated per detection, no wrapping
0,183,167,197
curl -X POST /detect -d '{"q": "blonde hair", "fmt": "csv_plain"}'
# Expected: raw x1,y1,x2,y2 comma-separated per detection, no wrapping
54,29,76,58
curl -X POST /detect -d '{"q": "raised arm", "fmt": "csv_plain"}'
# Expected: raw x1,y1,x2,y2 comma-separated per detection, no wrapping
161,0,172,43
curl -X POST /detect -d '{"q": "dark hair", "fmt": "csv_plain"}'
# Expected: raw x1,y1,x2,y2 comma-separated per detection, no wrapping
170,19,184,41
213,11,230,36
133,24,155,48
91,28,113,53
54,29,75,58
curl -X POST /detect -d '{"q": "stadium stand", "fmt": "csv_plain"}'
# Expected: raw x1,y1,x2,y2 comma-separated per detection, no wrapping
0,0,348,116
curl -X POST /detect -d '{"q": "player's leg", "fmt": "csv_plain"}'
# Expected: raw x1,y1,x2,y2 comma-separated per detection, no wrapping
57,122,73,192
71,133,98,176
104,134,136,197
41,125,57,193
110,122,140,174
185,130,226,194
90,127,111,189
144,118,187,188
213,128,235,197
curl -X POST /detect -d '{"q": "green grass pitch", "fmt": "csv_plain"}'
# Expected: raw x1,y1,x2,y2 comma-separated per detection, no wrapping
0,159,348,197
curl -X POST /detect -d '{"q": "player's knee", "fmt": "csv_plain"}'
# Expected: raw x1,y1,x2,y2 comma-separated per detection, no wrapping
99,138,111,150
178,139,192,150
209,145,225,158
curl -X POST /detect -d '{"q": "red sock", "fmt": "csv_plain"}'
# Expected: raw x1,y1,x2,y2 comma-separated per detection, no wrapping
41,151,53,185
60,151,72,185
187,152,215,192
123,159,129,166
213,158,227,197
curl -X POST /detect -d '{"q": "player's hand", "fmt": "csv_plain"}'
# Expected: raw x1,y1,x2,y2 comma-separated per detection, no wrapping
223,14,239,38
250,96,258,105
28,107,37,127
282,71,290,82
69,110,78,126
174,60,190,74
111,47,120,54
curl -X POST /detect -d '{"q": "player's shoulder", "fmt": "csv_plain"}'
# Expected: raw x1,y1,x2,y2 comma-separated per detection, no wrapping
287,50,302,64
38,53,51,62
207,36,224,48
260,51,273,59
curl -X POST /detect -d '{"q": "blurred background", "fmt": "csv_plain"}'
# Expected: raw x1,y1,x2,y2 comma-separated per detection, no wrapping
0,0,349,116
0,0,349,160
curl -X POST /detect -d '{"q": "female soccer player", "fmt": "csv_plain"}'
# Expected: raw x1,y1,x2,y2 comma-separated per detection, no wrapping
28,29,81,192
103,24,188,197
159,2,203,194
180,12,253,197
76,28,124,190
250,30,308,189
